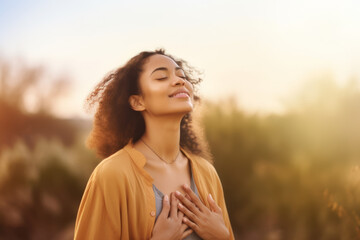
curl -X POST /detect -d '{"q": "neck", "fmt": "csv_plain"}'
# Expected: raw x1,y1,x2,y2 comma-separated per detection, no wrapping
140,114,183,164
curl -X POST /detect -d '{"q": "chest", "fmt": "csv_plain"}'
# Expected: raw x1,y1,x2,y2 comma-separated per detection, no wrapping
144,161,192,196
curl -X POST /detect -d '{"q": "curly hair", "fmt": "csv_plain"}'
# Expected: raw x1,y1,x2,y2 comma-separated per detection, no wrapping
84,49,212,162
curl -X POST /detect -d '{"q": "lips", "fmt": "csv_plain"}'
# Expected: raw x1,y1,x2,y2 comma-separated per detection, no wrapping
169,88,190,98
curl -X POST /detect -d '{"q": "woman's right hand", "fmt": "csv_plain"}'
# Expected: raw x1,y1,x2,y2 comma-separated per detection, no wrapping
151,192,193,240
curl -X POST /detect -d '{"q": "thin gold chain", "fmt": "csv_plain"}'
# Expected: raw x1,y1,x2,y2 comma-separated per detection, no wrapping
141,139,180,164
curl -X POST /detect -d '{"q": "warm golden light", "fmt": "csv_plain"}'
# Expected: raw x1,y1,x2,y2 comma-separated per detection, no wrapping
1,1,359,239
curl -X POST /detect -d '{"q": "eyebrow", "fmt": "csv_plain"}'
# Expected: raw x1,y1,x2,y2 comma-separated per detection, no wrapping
150,66,183,76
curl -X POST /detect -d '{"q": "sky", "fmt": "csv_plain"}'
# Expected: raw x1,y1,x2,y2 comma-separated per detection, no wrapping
1,0,360,118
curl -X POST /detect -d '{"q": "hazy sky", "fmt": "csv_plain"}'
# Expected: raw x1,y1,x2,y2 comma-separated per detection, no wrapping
1,0,360,118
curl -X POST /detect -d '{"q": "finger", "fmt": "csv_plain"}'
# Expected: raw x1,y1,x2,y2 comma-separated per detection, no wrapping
182,184,206,212
178,202,199,223
183,216,199,232
180,223,190,232
181,228,193,239
177,206,184,219
208,193,222,213
159,194,170,219
175,191,201,216
184,193,198,210
170,192,178,218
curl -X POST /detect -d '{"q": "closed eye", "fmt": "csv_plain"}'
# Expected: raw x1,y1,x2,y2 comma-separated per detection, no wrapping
156,76,187,80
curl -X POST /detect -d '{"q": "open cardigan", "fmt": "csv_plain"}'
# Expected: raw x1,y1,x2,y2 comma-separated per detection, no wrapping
74,142,235,240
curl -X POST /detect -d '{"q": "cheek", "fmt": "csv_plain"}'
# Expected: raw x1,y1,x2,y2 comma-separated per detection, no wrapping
143,83,169,104
186,82,194,95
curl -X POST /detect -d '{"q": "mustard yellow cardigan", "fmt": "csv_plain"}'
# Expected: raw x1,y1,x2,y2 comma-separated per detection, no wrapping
74,142,235,240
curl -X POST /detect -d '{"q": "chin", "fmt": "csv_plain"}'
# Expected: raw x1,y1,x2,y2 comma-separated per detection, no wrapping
169,105,193,115
176,107,193,114
157,100,194,116
179,102,194,112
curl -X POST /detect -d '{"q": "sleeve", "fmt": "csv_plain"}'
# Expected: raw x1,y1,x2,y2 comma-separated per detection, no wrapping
74,166,121,240
211,166,235,240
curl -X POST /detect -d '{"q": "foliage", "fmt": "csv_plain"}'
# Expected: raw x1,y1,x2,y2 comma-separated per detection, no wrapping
0,59,360,239
201,77,360,239
0,135,98,240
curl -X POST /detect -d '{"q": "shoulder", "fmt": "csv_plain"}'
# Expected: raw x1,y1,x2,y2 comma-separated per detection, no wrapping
191,154,220,182
192,155,227,201
90,148,133,187
194,155,216,172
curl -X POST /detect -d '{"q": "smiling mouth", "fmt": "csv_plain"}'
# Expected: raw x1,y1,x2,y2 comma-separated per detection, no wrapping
169,92,190,98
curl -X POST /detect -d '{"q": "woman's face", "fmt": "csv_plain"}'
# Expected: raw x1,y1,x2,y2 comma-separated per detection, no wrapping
133,54,194,116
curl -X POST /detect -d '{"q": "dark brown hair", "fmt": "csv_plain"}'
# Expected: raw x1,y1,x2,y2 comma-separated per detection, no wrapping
85,49,211,162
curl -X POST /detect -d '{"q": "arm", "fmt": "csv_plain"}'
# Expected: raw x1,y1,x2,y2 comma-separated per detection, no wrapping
74,168,120,240
212,169,235,240
175,165,235,240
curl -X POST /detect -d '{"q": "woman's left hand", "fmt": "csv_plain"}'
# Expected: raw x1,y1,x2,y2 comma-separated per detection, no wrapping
174,184,230,240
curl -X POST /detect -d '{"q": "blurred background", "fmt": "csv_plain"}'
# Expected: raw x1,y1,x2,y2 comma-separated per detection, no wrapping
1,0,360,239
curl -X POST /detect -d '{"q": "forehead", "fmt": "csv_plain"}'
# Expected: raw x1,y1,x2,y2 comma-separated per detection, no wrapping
143,54,180,72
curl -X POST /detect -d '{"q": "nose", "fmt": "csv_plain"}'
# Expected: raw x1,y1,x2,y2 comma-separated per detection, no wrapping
173,76,185,86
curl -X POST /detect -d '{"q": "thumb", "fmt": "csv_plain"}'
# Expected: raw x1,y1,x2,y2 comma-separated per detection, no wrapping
159,194,170,219
208,193,221,213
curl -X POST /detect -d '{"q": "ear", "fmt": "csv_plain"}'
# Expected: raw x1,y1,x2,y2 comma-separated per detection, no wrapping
129,95,145,111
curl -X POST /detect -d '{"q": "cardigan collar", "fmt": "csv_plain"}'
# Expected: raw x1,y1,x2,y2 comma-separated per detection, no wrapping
123,141,198,183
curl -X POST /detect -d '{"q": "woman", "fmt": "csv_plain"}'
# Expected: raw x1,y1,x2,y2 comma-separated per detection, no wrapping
74,49,235,240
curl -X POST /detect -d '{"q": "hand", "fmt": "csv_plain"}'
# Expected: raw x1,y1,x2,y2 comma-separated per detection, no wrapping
175,184,230,240
151,192,193,240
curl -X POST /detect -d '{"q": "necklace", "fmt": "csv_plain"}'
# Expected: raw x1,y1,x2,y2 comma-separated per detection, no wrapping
141,139,180,164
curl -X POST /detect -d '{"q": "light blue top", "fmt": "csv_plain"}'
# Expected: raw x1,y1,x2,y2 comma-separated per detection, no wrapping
152,165,202,240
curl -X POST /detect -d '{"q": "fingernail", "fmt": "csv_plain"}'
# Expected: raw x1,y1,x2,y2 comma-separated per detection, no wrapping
183,183,189,189
164,195,169,201
178,203,183,208
209,193,213,200
175,190,181,196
